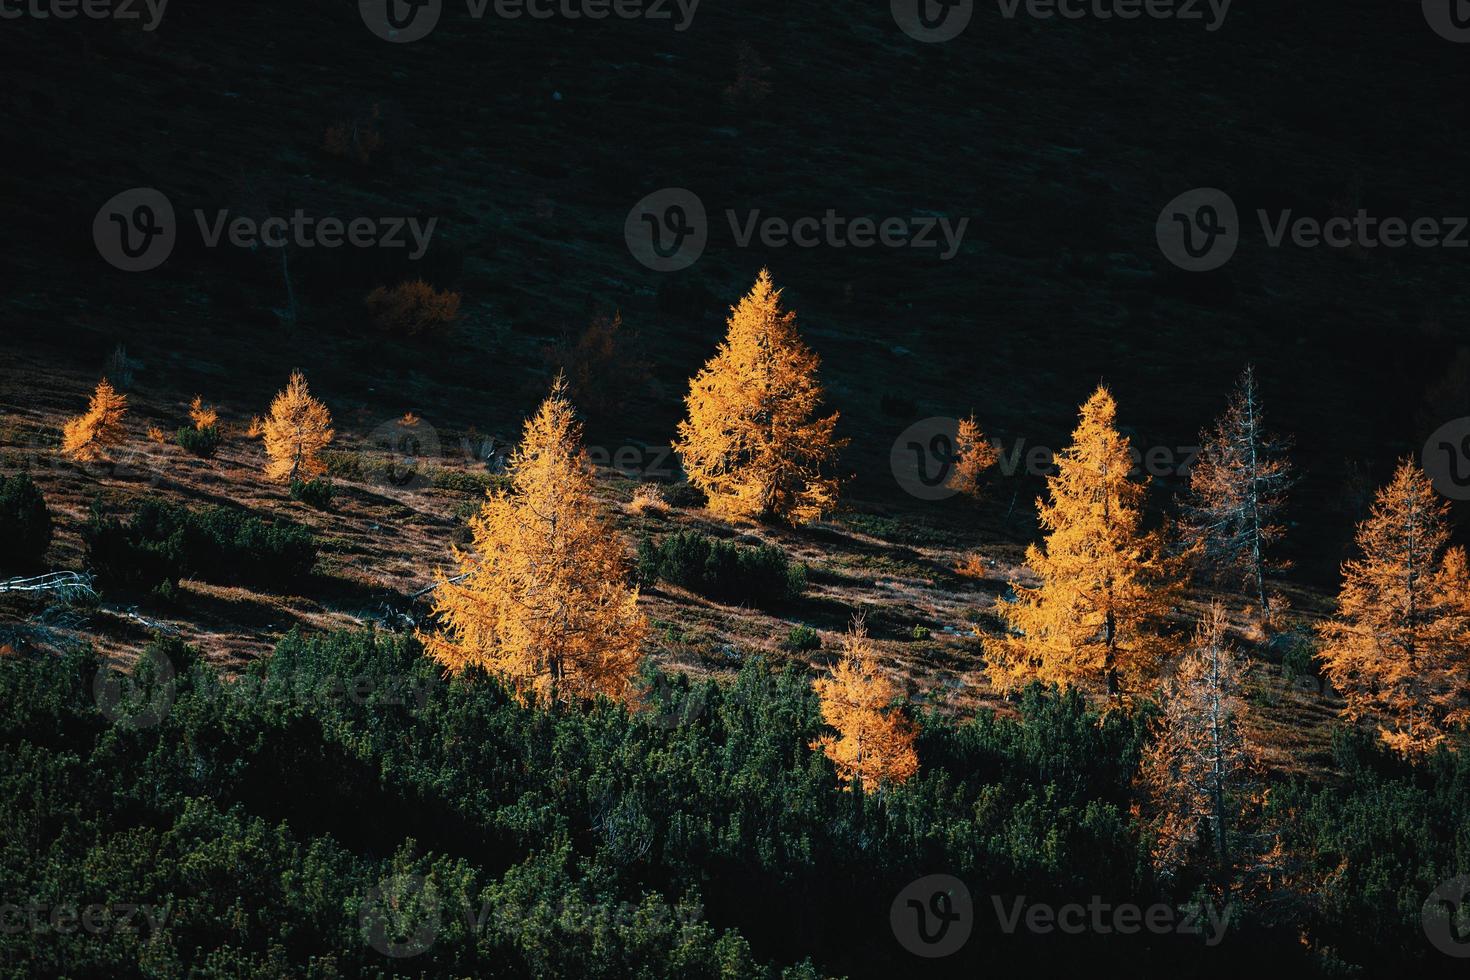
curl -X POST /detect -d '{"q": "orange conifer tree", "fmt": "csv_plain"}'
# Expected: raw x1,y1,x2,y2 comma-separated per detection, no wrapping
812,615,919,790
985,386,1181,704
1317,459,1470,755
262,371,334,483
674,270,845,525
61,379,128,462
947,414,1000,500
423,376,648,706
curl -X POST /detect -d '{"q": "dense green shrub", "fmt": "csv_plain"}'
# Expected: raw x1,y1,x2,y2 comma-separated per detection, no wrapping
175,424,221,458
637,530,806,607
782,623,821,652
81,498,317,592
1268,729,1470,973
0,628,1453,976
0,473,51,568
290,477,334,509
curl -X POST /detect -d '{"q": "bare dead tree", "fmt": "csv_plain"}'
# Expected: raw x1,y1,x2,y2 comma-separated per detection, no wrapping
1181,365,1296,624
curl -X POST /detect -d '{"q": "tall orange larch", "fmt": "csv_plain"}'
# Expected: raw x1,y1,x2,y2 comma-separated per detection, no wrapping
674,270,846,525
422,376,648,706
1316,459,1470,755
984,386,1182,704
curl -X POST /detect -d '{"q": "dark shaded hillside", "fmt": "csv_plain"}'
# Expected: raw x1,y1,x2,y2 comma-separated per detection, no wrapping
4,1,1469,581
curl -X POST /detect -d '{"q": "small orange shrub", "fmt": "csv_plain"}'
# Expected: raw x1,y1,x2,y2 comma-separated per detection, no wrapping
188,395,218,431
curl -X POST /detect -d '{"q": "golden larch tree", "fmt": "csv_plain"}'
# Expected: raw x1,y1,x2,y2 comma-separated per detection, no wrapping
1182,365,1294,624
984,386,1182,704
1316,459,1470,755
674,269,846,525
1140,602,1257,884
61,379,128,462
423,376,648,706
262,371,334,482
947,413,1000,500
812,615,919,790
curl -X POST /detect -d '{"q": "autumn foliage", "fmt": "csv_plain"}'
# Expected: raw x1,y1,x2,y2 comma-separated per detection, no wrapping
674,270,845,525
61,379,128,462
365,279,461,337
1316,459,1470,755
423,377,647,706
947,413,1000,499
985,386,1181,703
188,396,218,431
811,615,918,790
262,371,334,483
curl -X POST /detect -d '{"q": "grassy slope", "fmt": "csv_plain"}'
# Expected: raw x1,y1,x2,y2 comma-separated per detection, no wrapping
3,0,1468,779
